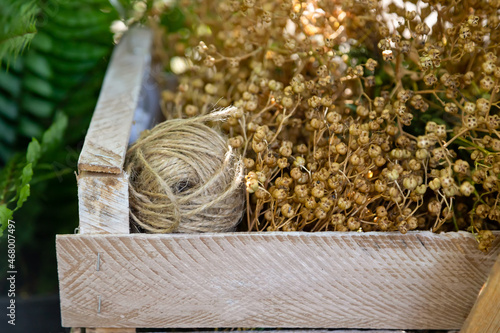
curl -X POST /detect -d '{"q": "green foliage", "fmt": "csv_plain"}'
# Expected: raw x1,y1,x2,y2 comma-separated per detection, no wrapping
160,5,186,32
0,0,121,294
0,113,67,236
0,1,38,66
0,1,119,163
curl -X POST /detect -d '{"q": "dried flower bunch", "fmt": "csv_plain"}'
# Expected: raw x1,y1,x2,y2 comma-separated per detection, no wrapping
156,0,499,250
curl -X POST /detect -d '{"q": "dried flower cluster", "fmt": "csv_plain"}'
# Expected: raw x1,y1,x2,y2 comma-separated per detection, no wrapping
156,0,499,250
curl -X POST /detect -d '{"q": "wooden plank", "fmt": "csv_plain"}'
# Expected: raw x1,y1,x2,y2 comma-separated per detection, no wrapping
77,170,133,332
128,65,162,145
86,329,136,333
461,254,500,332
56,231,500,329
140,329,410,333
77,171,129,234
78,26,152,174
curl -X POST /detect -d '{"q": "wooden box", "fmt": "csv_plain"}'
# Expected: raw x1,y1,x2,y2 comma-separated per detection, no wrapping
56,27,500,332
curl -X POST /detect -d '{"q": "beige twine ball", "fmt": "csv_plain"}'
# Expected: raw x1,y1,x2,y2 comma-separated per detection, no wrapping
125,111,245,233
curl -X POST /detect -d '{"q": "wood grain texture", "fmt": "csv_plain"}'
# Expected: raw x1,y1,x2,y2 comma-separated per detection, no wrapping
78,329,432,332
56,231,500,329
78,26,152,174
77,171,129,234
140,331,409,333
86,329,136,333
461,254,500,333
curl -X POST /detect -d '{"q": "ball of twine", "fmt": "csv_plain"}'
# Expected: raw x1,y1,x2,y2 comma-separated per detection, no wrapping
125,109,245,233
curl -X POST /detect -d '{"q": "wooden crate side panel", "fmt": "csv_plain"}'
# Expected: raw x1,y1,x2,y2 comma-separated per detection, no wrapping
86,329,136,333
461,254,500,333
78,27,152,174
56,232,500,329
77,172,129,234
83,330,411,333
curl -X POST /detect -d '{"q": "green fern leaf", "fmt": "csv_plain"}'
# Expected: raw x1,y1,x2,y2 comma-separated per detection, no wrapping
0,1,39,66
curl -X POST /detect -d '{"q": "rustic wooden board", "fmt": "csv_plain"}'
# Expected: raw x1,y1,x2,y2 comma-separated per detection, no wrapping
86,329,136,333
461,253,500,332
139,331,409,333
56,231,500,329
78,26,152,174
83,330,411,333
77,171,129,234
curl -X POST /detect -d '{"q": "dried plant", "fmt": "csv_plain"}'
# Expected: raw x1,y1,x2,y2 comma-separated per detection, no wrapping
155,0,499,251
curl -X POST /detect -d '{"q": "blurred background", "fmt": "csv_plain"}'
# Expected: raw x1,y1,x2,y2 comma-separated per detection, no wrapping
0,0,164,331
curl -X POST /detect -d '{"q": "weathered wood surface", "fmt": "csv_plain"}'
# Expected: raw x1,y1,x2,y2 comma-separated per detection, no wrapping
78,26,152,174
461,253,500,332
86,329,136,333
77,170,133,332
56,231,500,329
90,331,414,333
83,330,409,333
77,171,129,234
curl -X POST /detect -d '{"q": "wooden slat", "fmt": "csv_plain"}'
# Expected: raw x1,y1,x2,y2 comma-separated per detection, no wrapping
86,329,136,333
461,254,500,332
77,171,129,234
78,26,152,174
140,331,409,333
56,231,500,329
77,170,133,332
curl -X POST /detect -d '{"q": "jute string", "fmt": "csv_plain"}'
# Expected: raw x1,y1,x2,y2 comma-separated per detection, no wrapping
125,109,245,233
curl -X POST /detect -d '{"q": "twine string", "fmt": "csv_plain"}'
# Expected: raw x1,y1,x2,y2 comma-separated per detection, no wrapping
125,108,245,233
